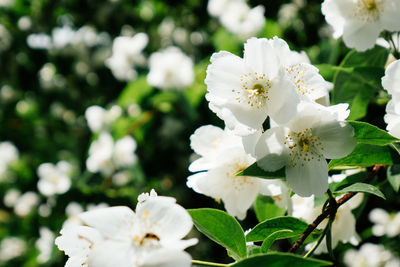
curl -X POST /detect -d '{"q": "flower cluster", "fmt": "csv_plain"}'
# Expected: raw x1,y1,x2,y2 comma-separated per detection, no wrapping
55,190,197,267
188,36,356,220
383,59,400,137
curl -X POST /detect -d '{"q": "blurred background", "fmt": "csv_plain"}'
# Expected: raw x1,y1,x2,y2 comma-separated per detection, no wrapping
0,0,398,266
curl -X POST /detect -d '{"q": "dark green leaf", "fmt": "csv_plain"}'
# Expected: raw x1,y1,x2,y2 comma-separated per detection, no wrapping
236,162,285,179
387,164,400,192
328,144,393,170
253,195,286,222
261,230,293,253
188,208,247,260
326,218,334,259
336,182,386,200
231,253,332,267
348,121,399,145
332,47,389,120
246,216,308,242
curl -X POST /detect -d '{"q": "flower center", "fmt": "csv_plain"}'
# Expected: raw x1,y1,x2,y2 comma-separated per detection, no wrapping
230,158,255,191
284,128,323,167
235,72,271,108
355,0,383,22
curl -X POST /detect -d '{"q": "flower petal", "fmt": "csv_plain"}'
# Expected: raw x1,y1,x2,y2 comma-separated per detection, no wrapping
78,206,135,240
286,158,329,197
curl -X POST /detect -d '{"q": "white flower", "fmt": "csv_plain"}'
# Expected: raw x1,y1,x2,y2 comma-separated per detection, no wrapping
0,141,19,175
37,161,72,197
3,188,21,208
147,46,194,90
55,225,103,267
14,191,40,217
106,33,148,81
207,0,244,17
205,37,300,136
85,105,122,133
292,193,363,254
35,227,55,264
0,237,26,262
57,192,197,267
344,243,400,267
219,1,265,39
369,208,400,237
255,102,356,197
321,0,400,51
86,132,138,176
188,125,290,219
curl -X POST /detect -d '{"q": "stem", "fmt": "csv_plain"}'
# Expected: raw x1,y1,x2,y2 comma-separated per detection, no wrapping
191,260,229,267
288,164,383,253
303,223,330,258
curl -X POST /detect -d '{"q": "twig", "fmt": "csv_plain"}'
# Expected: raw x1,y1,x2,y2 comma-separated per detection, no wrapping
192,260,228,267
288,164,383,253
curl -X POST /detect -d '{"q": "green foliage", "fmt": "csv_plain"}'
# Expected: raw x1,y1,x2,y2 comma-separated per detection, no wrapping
261,229,293,253
349,121,399,146
231,253,332,267
188,208,247,260
335,182,386,200
253,195,286,222
332,47,389,120
328,144,393,169
387,164,400,192
246,216,309,242
118,76,154,108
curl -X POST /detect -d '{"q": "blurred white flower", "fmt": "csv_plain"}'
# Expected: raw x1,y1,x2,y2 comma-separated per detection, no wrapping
369,208,400,237
52,25,76,49
35,227,55,264
219,1,265,39
188,125,290,220
14,191,40,217
27,33,52,49
321,0,400,51
3,188,21,208
205,37,300,136
85,105,122,132
37,161,72,197
0,237,26,262
0,24,11,52
344,243,400,267
255,102,356,197
147,46,194,90
105,33,148,81
86,132,138,176
383,60,400,138
0,141,19,176
292,193,363,254
0,0,14,7
56,191,197,267
207,0,243,18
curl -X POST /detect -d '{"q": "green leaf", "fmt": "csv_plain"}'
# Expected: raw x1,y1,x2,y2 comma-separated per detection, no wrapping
188,208,247,260
236,162,285,179
118,76,154,107
231,253,332,267
332,47,389,120
315,64,336,82
348,121,399,145
246,216,308,242
246,245,262,257
333,67,384,120
328,144,393,170
261,230,293,253
335,182,386,200
387,164,400,192
325,218,334,259
253,195,286,222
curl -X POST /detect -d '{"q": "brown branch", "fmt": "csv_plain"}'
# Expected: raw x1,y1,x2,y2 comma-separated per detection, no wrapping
288,164,383,254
